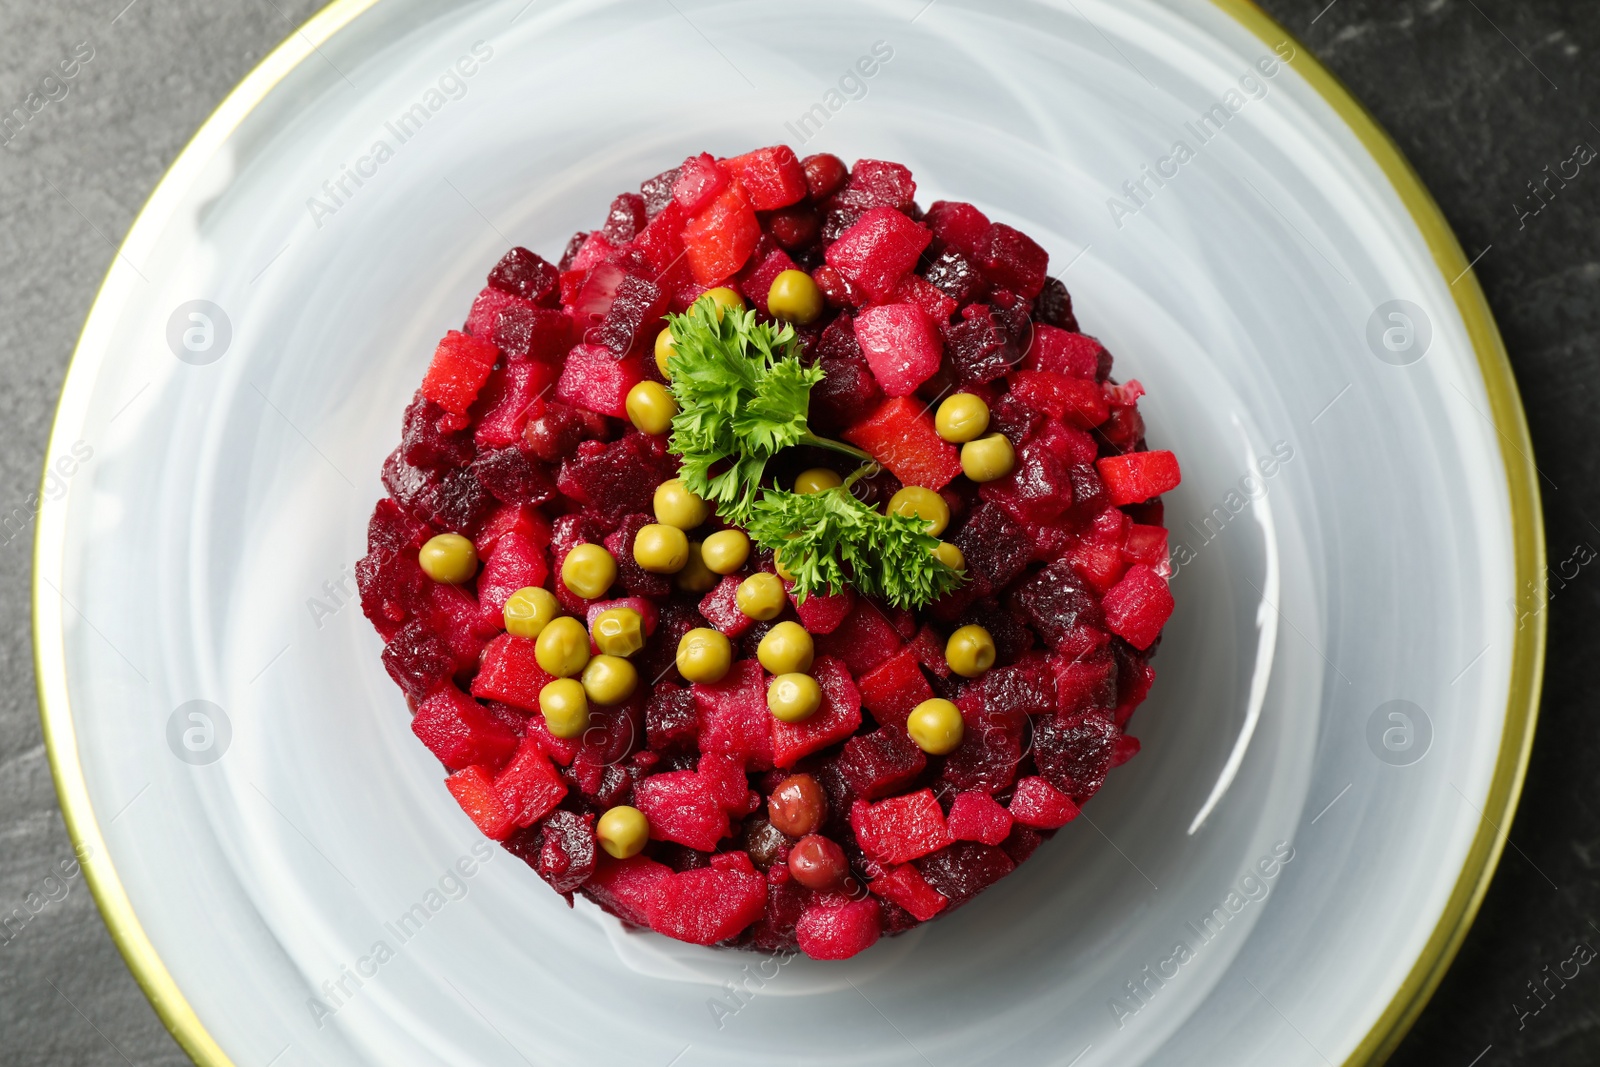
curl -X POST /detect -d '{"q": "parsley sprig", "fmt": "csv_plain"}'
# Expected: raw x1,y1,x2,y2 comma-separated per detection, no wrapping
664,297,963,608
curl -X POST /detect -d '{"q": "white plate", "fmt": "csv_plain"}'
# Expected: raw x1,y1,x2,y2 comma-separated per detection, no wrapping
35,1,1544,1064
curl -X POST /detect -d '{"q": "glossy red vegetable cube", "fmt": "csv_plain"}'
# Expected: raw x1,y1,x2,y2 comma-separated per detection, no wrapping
916,841,1015,909
494,737,568,828
475,531,549,630
814,605,902,676
890,272,958,326
978,223,1049,298
633,769,729,851
771,657,862,767
651,864,767,945
554,343,648,419
699,575,757,638
1101,564,1174,650
696,751,752,812
824,206,932,302
381,620,456,700
446,765,517,840
683,181,760,285
721,145,808,210
856,645,934,730
1096,450,1182,506
851,788,952,865
1010,371,1109,428
946,790,1014,846
853,303,943,397
796,897,882,960
744,248,797,316
465,286,536,338
594,274,670,356
869,863,948,922
692,658,774,770
586,854,672,927
1009,776,1081,829
835,725,926,800
471,633,556,712
1034,711,1119,796
413,684,520,771
473,360,559,449
487,246,559,305
1026,325,1103,379
843,397,963,491
1123,524,1170,569
923,200,991,259
421,330,498,417
1068,539,1128,594
527,809,595,895
672,152,728,215
785,580,855,633
492,306,572,363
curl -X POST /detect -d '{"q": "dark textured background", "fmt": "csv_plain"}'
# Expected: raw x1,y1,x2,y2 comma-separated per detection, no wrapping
0,1,1594,1064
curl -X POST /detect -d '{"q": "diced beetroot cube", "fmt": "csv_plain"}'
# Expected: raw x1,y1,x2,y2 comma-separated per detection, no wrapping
851,789,952,865
835,726,926,800
1009,776,1080,828
825,207,932,302
1013,562,1103,651
922,246,987,306
645,684,698,751
839,159,916,212
946,791,1014,846
1069,539,1127,594
915,841,1015,910
979,435,1074,526
795,897,882,960
1102,564,1174,650
594,273,670,356
1027,420,1098,470
474,502,552,557
471,633,556,712
721,145,808,210
890,273,958,326
473,361,559,449
1088,504,1131,545
529,809,596,894
672,152,728,215
1010,371,1109,428
475,532,549,630
602,191,648,243
1048,654,1116,720
494,737,568,827
949,504,1031,598
487,246,559,305
413,684,521,771
400,393,475,471
631,199,687,278
556,433,675,524
465,286,535,338
976,657,1056,719
699,575,757,638
652,865,770,945
445,765,517,840
521,399,590,462
771,657,862,768
1026,325,1102,379
815,606,902,676
683,181,760,285
783,580,855,633
744,248,797,316
843,398,962,491
633,769,729,851
809,326,884,435
692,659,774,770
869,864,948,922
938,706,1024,793
427,582,494,671
569,231,617,273
853,304,943,398
421,330,498,416
924,200,991,259
1097,450,1182,506
1034,712,1119,797
697,751,752,812
978,223,1049,298
585,854,672,927
1111,734,1141,767
554,343,647,419
381,620,455,700
856,646,934,730
947,304,1023,385
1123,524,1167,563
570,261,627,325
900,624,948,679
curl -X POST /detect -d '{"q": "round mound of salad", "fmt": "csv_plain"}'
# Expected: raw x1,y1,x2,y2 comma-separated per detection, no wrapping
356,145,1181,960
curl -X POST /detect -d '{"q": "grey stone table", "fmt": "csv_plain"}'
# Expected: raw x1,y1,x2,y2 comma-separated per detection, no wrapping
0,1,1593,1064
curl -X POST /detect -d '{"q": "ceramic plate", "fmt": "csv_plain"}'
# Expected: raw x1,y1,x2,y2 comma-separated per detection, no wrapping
35,1,1544,1064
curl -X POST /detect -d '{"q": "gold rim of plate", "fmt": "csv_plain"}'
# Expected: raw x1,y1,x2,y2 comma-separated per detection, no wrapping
31,1,1547,1064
